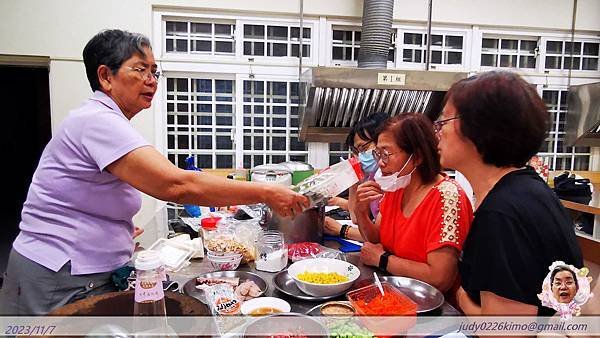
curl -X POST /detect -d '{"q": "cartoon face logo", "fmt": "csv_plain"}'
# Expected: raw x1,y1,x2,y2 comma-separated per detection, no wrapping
551,267,579,304
538,261,594,320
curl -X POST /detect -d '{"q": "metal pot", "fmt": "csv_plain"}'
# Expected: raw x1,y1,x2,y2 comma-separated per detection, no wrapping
250,164,293,186
281,161,315,185
265,206,324,244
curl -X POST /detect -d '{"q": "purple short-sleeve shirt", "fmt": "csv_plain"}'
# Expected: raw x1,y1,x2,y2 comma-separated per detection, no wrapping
13,91,150,275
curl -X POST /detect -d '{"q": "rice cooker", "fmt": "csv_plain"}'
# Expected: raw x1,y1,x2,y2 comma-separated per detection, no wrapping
250,164,293,186
280,161,315,185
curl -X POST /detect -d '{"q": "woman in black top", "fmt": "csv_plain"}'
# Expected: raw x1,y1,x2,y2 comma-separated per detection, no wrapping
435,71,583,315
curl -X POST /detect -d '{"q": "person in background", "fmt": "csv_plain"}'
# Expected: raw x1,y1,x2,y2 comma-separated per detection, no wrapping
323,112,389,242
355,113,473,292
0,29,308,315
436,71,582,315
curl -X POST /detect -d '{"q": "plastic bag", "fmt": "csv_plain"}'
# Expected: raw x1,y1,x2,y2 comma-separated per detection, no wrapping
288,242,321,262
287,242,346,262
553,171,592,204
205,218,259,262
294,158,363,208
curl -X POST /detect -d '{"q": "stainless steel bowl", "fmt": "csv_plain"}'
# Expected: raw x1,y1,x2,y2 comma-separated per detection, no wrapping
242,312,328,338
380,276,444,313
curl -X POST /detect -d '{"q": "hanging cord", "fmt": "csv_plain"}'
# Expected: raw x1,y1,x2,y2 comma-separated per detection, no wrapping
425,0,433,70
567,0,577,89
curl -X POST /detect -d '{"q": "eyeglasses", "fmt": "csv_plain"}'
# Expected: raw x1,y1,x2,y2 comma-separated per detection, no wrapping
350,140,373,154
125,66,161,81
433,116,459,133
553,279,575,288
372,148,396,164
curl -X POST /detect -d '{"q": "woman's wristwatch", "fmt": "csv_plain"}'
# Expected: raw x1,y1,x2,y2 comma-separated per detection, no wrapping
378,251,391,273
339,224,349,239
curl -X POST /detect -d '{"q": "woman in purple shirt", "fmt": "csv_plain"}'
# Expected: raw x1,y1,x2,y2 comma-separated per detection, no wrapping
0,29,308,315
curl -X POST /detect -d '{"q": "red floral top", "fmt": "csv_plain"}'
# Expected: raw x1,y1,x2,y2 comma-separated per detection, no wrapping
379,177,473,263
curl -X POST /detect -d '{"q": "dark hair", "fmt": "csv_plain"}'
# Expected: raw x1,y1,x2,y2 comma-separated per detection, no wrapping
380,113,441,184
345,112,390,151
550,265,579,290
83,29,152,91
443,71,550,167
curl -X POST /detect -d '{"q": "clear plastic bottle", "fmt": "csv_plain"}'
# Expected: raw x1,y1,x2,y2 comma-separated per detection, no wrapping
133,250,167,316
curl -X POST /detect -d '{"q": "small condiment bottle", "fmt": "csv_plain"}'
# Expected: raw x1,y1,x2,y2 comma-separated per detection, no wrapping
133,250,167,316
200,216,221,241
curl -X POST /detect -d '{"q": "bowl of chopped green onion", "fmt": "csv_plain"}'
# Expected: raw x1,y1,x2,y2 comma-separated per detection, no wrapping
287,258,360,297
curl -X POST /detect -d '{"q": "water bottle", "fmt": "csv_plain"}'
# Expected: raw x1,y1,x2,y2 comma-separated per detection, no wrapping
133,250,167,316
183,156,202,217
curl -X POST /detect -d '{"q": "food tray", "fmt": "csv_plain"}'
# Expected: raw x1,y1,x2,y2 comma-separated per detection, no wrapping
272,270,347,301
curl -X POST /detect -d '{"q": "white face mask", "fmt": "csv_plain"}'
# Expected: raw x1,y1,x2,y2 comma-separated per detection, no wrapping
374,154,415,192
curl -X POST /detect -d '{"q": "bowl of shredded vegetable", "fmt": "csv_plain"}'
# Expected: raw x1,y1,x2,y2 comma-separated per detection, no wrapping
287,258,360,297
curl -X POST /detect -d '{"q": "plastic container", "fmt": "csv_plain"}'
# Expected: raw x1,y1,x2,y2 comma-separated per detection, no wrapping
133,250,166,316
200,216,221,241
346,281,417,335
347,281,417,316
255,230,287,272
147,238,195,272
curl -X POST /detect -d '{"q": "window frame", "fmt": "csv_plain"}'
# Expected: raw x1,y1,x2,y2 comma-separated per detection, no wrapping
540,36,600,73
536,84,592,171
479,34,540,71
396,27,468,71
328,23,397,68
157,11,319,67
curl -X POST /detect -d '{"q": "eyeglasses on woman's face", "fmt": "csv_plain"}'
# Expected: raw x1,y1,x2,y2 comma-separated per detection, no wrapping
125,66,161,82
351,140,373,155
372,148,396,164
433,116,459,134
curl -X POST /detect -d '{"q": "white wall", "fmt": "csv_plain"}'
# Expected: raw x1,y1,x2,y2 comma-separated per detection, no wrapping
0,0,162,229
149,0,600,31
1,0,599,232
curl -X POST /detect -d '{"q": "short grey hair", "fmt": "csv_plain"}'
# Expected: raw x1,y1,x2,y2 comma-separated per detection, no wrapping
83,29,152,91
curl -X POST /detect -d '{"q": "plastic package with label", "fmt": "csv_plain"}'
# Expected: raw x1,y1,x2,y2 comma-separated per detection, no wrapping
205,217,261,262
146,238,195,272
288,242,346,262
294,157,364,208
205,284,246,336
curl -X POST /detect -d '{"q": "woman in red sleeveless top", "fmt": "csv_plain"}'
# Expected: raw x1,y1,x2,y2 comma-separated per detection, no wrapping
355,113,473,292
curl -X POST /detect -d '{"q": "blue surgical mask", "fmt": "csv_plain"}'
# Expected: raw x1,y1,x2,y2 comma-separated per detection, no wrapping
358,150,378,174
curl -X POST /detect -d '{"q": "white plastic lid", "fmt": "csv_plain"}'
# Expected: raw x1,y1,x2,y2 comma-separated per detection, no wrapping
147,238,195,272
134,250,162,271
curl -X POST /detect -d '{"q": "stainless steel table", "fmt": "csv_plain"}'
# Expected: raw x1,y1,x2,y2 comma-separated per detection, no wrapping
170,241,460,316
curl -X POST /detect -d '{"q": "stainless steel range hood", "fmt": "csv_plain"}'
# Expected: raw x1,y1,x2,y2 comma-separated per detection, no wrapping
566,82,600,146
299,67,468,142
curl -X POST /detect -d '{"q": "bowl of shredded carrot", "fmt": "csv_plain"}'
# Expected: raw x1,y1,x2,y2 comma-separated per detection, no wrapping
347,281,417,316
287,258,360,297
346,281,417,334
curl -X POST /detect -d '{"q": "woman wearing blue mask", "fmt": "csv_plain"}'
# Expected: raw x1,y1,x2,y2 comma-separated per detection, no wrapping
355,113,473,293
324,113,389,241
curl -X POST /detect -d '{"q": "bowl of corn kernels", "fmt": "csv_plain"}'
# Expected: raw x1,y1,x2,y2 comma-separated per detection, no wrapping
287,258,360,297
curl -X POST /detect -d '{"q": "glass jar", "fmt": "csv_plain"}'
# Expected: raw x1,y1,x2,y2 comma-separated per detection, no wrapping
255,230,287,272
